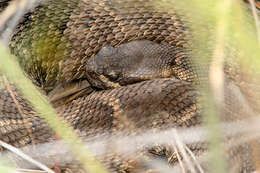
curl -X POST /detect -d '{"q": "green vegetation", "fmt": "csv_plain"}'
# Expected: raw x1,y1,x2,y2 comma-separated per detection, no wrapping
1,0,260,172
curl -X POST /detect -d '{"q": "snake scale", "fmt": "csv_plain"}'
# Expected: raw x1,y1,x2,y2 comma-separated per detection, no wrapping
0,0,260,172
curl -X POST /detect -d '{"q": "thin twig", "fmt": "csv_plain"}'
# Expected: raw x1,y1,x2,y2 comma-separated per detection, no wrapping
0,140,54,173
247,1,260,172
248,0,260,45
0,42,108,173
172,143,186,173
0,0,34,44
16,168,47,173
3,76,24,115
3,76,35,144
184,146,204,173
173,129,196,173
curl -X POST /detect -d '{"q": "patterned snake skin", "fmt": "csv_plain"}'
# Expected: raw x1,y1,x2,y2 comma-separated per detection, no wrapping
1,0,260,172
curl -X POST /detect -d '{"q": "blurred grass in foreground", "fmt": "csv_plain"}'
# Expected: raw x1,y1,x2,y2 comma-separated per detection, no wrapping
0,42,108,172
0,159,13,173
158,0,260,172
1,0,260,172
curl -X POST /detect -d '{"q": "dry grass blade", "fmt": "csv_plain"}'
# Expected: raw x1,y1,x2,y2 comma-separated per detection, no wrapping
204,1,231,173
0,1,108,171
0,43,108,173
172,143,186,173
0,140,54,173
0,0,34,44
248,0,260,45
15,169,47,173
3,76,36,144
184,146,204,173
2,115,260,171
1,0,260,172
247,1,260,171
207,7,225,173
173,129,196,173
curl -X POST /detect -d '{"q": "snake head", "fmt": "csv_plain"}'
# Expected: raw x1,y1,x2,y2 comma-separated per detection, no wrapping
85,40,195,89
